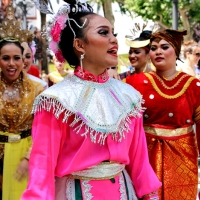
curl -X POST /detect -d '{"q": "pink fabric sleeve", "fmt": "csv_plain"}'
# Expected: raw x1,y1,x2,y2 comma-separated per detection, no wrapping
21,110,66,200
126,116,162,198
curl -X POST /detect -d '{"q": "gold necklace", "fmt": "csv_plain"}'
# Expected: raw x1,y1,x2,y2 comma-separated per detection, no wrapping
1,74,22,100
3,86,19,100
151,71,189,90
162,71,181,81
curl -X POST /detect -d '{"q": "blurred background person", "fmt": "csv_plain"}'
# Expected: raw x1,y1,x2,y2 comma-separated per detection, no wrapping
33,29,43,75
48,56,72,86
181,42,200,78
108,30,153,81
126,30,152,73
25,42,40,79
21,42,48,90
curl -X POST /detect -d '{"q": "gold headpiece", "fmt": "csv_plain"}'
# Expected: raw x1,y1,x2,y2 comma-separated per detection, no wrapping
125,23,150,48
0,5,33,44
125,22,161,49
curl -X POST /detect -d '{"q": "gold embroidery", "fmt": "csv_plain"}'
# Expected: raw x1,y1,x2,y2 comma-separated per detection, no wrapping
144,126,193,137
195,105,200,113
0,71,43,133
145,73,195,99
150,71,189,90
162,71,181,81
194,105,200,123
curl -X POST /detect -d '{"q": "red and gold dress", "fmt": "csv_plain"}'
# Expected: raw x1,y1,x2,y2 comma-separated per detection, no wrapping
126,71,200,200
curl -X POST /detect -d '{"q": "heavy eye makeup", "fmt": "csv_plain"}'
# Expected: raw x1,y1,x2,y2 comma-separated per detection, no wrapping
1,55,21,60
98,28,117,37
98,29,109,36
150,44,170,51
129,49,141,55
14,56,22,60
25,54,31,59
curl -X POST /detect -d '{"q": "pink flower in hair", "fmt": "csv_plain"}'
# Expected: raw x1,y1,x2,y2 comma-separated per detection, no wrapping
51,22,61,43
55,49,65,63
49,41,58,53
56,14,67,30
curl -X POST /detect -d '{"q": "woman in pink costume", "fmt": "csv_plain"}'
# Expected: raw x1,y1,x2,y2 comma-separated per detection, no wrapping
21,0,161,199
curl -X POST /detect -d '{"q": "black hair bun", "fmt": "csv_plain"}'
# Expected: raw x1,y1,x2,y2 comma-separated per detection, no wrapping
139,30,152,40
63,0,93,14
63,0,77,4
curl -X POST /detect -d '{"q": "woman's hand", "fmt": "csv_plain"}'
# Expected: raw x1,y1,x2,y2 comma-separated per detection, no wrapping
107,68,121,80
14,158,29,182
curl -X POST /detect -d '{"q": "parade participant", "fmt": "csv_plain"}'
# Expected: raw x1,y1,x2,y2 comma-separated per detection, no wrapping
26,42,41,78
0,5,43,200
33,30,43,74
126,29,200,199
21,0,161,199
48,55,71,86
21,42,48,89
182,42,200,77
121,30,152,78
108,30,153,80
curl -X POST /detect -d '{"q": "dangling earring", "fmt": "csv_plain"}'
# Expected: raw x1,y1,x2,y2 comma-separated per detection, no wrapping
80,53,85,71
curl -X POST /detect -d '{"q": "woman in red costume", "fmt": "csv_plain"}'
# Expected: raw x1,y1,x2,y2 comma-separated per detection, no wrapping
126,29,200,200
21,0,161,199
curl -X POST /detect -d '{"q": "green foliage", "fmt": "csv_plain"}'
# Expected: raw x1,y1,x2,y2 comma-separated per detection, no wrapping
124,0,200,29
188,0,200,24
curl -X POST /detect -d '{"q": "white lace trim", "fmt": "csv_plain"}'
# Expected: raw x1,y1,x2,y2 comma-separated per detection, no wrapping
66,177,76,200
123,170,138,200
82,180,93,200
119,173,127,200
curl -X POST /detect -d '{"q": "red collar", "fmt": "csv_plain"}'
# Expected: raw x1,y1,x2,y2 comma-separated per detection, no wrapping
74,66,109,83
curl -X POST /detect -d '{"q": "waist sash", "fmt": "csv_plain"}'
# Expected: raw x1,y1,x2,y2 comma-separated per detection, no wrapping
0,130,31,143
144,126,193,137
69,162,125,180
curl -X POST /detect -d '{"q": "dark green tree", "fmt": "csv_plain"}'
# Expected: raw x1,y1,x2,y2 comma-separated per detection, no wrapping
124,0,200,40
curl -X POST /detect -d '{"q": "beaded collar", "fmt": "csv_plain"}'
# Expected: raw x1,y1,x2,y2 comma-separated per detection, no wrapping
74,66,109,83
32,75,143,144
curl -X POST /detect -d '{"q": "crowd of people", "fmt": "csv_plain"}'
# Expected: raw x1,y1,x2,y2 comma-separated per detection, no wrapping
0,0,200,200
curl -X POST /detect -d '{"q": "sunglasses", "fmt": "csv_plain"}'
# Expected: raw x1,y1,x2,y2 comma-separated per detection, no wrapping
193,53,200,57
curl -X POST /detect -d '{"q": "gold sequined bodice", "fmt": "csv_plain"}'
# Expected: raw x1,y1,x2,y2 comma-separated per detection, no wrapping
0,71,43,133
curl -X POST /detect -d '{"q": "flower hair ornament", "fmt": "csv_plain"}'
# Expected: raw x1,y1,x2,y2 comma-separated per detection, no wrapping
33,0,93,63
